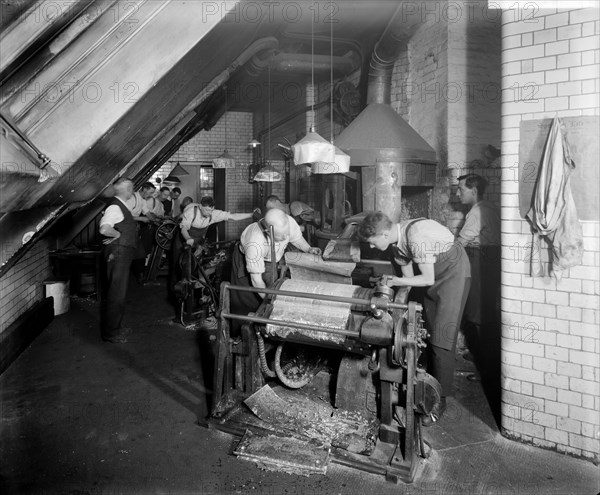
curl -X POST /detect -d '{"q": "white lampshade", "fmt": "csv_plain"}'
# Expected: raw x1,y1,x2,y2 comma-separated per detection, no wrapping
253,165,282,182
292,129,336,164
311,145,351,174
212,150,236,169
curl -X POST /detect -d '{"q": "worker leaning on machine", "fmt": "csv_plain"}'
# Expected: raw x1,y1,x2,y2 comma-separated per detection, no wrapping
357,212,471,426
179,196,255,249
229,208,321,335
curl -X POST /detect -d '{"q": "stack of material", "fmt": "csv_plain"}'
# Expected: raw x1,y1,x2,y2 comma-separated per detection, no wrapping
285,252,355,284
322,238,360,262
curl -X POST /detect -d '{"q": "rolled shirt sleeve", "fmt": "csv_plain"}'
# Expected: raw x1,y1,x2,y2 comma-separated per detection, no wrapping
180,206,195,232
99,204,124,228
288,216,311,251
240,224,268,274
456,200,501,248
209,209,232,223
126,192,150,217
456,209,480,248
240,221,295,274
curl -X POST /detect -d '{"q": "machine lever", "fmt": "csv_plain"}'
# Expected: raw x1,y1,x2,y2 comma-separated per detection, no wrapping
368,349,379,371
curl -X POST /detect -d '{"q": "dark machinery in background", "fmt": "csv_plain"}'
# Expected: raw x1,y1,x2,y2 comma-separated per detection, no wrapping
143,216,231,326
173,240,232,326
208,264,443,483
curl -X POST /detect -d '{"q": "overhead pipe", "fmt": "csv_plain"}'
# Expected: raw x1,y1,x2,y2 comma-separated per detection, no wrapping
366,5,409,105
247,51,361,77
279,32,363,58
335,3,437,223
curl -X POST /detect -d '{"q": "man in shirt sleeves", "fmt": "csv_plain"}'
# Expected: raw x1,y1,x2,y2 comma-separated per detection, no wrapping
98,178,136,344
358,212,470,425
168,196,255,303
229,208,321,335
179,196,254,249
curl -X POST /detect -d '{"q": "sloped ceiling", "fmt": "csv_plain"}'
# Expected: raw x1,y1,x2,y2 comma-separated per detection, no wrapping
0,0,405,271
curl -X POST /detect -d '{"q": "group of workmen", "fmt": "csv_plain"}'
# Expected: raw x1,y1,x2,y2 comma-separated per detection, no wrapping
98,174,499,426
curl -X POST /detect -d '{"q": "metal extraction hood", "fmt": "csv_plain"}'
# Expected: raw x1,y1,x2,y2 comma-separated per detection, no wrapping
336,3,437,168
334,3,437,222
334,103,437,166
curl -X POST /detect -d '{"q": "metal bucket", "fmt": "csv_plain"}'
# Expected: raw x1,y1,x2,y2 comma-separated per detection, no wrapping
43,280,70,315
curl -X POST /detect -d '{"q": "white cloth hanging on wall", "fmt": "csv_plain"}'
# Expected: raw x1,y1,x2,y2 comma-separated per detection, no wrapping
526,116,584,279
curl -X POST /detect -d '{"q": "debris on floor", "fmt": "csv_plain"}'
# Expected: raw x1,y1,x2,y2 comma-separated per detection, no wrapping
233,429,330,476
243,385,379,456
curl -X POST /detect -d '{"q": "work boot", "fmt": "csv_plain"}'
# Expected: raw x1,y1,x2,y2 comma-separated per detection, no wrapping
421,397,447,427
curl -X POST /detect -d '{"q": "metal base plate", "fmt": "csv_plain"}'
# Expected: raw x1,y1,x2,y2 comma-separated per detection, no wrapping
233,429,330,476
207,385,422,484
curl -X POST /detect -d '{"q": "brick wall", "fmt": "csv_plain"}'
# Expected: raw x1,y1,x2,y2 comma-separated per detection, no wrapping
500,6,600,462
395,1,501,235
170,111,255,240
0,239,53,336
150,162,175,185
447,4,502,231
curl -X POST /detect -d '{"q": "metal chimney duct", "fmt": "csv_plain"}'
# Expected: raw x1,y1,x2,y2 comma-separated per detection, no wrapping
335,5,437,222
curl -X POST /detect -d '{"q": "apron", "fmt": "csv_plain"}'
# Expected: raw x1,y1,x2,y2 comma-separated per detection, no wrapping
187,206,211,245
423,243,471,350
229,242,278,336
188,226,209,245
393,220,471,351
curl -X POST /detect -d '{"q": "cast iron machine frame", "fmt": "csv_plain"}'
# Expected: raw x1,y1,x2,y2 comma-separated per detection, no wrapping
209,276,438,483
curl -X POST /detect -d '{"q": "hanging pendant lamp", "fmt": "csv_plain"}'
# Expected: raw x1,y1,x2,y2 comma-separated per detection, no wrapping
292,127,336,164
252,57,281,183
253,164,282,182
311,145,350,174
170,162,189,176
212,85,236,169
212,150,236,169
311,12,351,175
291,9,336,166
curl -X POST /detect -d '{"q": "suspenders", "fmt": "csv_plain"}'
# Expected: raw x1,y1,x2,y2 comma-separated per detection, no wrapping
394,218,426,260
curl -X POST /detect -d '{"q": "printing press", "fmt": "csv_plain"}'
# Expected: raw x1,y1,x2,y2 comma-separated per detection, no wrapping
208,237,443,483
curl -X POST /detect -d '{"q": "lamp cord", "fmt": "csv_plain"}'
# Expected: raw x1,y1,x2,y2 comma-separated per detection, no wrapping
330,12,333,144
223,85,227,151
311,5,314,130
267,59,271,167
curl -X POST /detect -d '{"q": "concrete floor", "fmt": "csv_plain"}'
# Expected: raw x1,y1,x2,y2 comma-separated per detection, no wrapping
0,279,598,495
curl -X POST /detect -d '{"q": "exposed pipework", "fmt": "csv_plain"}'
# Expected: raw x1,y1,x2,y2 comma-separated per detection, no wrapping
366,6,408,105
247,51,361,78
335,4,437,223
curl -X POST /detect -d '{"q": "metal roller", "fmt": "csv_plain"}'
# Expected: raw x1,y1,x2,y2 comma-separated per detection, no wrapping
265,279,364,344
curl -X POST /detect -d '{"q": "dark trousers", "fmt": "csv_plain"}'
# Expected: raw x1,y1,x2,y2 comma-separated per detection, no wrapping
131,224,148,279
168,234,184,300
102,245,136,339
429,344,456,395
422,243,471,397
464,246,500,327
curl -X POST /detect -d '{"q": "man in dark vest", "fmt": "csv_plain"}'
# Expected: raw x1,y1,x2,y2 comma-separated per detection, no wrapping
99,177,136,343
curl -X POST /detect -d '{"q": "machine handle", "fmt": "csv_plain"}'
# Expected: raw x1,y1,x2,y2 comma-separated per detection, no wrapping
222,282,410,310
220,311,359,337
